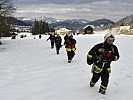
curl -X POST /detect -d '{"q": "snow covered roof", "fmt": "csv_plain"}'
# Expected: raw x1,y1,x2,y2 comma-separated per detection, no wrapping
83,25,94,29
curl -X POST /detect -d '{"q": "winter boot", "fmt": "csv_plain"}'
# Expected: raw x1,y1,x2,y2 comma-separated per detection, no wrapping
68,60,71,63
98,87,106,94
90,81,95,87
57,50,59,55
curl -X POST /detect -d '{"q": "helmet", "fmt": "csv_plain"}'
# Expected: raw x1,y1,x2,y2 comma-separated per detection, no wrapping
68,33,73,37
104,33,115,42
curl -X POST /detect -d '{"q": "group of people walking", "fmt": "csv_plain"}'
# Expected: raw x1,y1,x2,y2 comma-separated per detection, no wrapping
47,33,76,63
47,32,120,94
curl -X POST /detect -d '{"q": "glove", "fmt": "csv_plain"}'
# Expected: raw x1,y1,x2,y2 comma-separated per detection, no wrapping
87,58,93,65
110,55,115,61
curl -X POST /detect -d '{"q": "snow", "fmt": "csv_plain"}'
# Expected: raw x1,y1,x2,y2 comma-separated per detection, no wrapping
0,33,133,100
95,25,131,35
16,32,32,38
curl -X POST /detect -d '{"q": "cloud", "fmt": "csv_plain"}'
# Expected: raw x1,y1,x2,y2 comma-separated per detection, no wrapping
13,0,107,5
13,0,133,21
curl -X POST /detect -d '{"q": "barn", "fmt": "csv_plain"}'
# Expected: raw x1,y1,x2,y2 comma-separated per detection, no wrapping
83,25,94,34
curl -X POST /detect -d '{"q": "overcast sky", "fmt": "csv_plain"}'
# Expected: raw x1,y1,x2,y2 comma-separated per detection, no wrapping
13,0,133,21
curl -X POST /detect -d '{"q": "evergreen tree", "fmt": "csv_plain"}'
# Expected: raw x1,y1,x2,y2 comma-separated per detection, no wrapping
39,20,43,34
32,20,39,35
46,22,49,32
32,20,50,35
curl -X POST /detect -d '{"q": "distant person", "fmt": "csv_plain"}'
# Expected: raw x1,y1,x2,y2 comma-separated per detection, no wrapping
11,35,16,39
64,34,76,63
87,33,120,94
64,33,69,48
11,32,17,39
47,33,55,49
64,33,69,42
39,34,42,39
55,34,62,55
20,35,24,38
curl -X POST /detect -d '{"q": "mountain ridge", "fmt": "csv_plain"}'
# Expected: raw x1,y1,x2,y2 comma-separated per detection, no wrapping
15,16,114,30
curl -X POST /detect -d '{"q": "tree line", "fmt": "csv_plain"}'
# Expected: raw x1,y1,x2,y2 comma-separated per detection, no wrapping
0,0,55,44
32,20,51,35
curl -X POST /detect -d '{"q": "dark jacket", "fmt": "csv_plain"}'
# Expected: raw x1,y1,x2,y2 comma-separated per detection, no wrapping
64,35,69,41
87,42,119,72
55,36,62,46
47,34,55,42
39,34,42,39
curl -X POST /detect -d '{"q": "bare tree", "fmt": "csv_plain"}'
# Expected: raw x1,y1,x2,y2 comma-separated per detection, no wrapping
0,0,15,16
0,0,15,44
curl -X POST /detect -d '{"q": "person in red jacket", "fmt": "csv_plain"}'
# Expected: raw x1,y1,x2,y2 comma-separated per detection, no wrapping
64,34,76,63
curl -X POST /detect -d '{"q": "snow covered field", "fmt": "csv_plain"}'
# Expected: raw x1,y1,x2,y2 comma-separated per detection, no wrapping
0,33,133,100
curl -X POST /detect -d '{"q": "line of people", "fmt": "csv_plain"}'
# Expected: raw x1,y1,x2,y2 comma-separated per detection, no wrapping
46,33,76,63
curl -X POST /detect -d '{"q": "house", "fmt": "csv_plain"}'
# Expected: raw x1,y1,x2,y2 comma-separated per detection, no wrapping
55,28,72,35
83,25,94,34
14,25,32,32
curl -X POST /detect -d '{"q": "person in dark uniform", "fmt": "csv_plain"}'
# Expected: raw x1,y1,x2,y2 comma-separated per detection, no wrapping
87,33,120,94
64,33,69,42
47,33,55,49
54,34,62,55
39,34,42,39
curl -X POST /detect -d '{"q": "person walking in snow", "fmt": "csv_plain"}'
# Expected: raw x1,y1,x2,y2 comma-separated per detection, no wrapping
87,33,120,94
64,34,76,63
39,34,42,39
54,34,62,55
46,33,55,49
64,33,69,42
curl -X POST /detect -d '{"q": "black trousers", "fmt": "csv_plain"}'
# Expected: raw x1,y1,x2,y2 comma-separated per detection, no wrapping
51,41,54,48
91,69,109,89
67,50,75,61
55,44,61,54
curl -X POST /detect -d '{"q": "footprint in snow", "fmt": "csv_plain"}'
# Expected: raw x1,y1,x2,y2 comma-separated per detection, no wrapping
96,96,106,100
126,75,132,79
113,81,119,86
